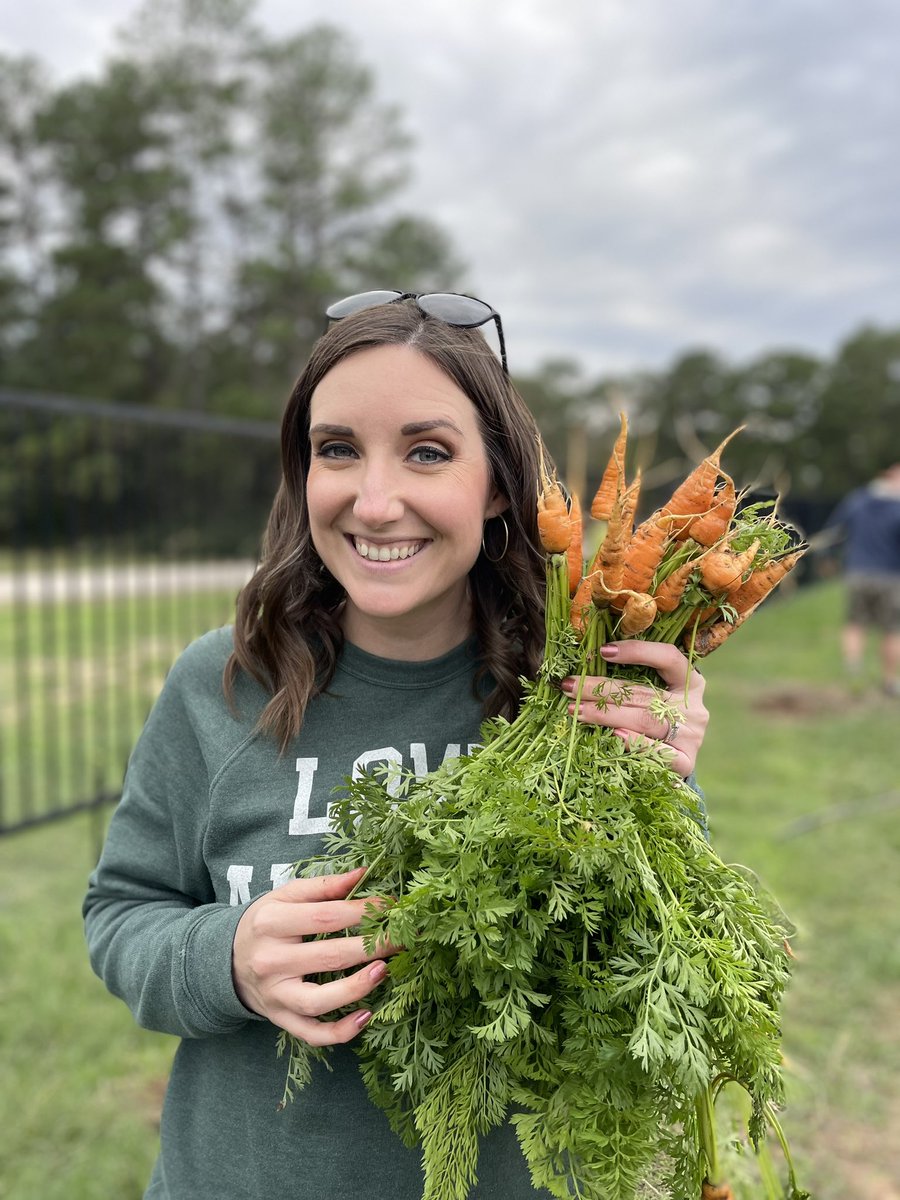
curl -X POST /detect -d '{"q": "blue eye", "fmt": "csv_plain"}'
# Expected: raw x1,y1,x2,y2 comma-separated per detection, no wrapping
316,442,356,459
410,445,450,465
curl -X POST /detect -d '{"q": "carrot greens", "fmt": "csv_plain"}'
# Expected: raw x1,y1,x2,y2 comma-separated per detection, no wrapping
279,421,811,1200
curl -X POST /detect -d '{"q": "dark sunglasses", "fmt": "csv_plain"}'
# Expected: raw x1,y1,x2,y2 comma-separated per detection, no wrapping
324,290,508,374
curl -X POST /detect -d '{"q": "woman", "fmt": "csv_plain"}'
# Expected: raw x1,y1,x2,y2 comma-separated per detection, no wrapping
84,293,708,1199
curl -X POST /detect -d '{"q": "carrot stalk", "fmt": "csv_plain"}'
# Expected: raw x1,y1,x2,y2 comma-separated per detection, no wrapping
590,478,637,607
618,592,657,636
537,481,571,553
619,514,670,597
726,550,803,616
688,473,737,546
569,574,594,633
653,558,695,614
661,427,744,523
566,493,584,596
700,538,760,594
590,410,628,520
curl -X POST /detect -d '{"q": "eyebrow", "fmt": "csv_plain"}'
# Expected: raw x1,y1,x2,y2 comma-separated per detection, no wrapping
309,419,465,438
309,423,354,437
400,419,464,437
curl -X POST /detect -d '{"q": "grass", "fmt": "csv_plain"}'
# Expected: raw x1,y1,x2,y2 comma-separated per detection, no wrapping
0,581,898,1198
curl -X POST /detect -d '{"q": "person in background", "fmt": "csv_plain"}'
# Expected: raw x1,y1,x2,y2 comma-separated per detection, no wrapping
823,462,900,697
83,292,709,1200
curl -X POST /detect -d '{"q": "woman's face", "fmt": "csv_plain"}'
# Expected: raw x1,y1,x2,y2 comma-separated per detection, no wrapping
306,344,507,659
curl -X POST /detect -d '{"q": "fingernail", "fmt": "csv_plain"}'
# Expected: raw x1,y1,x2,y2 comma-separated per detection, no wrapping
369,961,387,983
567,702,576,715
560,678,574,693
355,1010,372,1029
613,727,629,739
599,644,619,659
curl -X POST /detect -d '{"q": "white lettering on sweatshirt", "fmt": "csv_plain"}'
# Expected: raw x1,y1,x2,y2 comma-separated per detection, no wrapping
227,864,253,905
228,741,473,903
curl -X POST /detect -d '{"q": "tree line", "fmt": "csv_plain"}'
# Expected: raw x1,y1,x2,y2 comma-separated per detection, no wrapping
2,0,898,536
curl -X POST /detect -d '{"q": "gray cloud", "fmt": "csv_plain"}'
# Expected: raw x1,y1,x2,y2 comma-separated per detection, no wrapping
3,0,898,374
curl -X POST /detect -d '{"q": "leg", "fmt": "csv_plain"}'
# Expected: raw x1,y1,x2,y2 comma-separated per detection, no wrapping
841,623,865,673
881,632,900,695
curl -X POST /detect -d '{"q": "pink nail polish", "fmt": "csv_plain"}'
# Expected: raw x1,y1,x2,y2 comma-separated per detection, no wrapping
599,644,619,659
369,961,387,983
355,1010,372,1029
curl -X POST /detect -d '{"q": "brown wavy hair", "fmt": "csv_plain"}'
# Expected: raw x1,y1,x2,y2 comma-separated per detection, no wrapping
225,300,551,750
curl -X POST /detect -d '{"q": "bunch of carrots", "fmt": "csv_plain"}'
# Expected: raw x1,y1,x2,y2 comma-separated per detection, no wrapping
540,412,802,672
282,418,811,1200
531,414,807,1198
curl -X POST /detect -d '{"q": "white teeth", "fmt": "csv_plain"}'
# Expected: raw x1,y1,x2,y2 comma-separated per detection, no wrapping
353,537,422,562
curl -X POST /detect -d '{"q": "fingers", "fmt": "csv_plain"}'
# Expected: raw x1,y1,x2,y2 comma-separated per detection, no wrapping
279,958,391,1020
260,948,398,1048
258,895,377,940
611,727,693,779
597,640,703,693
275,866,368,904
277,1008,376,1047
232,864,399,1036
559,645,709,777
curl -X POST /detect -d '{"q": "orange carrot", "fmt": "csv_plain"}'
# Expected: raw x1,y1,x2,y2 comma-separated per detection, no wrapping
570,574,594,633
566,493,584,595
652,558,695,614
589,481,636,606
701,1181,734,1200
537,481,571,553
700,538,760,594
619,514,669,597
590,410,628,520
726,550,803,616
621,466,642,541
687,614,746,657
661,427,744,522
688,473,736,546
618,591,657,636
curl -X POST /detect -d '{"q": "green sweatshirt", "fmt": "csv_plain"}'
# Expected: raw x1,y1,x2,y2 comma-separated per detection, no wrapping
84,627,552,1199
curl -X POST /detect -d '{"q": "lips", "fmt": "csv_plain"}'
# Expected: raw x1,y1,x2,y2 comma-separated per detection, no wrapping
352,536,426,562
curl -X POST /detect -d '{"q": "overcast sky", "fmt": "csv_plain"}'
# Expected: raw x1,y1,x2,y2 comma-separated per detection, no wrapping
3,0,899,375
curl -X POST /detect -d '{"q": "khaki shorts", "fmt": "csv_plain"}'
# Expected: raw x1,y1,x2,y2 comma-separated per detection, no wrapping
846,574,900,632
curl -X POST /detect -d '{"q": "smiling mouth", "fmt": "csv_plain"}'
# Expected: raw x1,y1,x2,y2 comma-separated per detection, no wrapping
351,536,426,562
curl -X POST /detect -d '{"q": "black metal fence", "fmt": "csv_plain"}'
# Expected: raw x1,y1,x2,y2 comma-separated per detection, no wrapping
0,389,280,836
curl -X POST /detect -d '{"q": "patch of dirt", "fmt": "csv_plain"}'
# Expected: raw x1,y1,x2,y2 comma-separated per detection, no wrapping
750,683,886,718
751,684,846,717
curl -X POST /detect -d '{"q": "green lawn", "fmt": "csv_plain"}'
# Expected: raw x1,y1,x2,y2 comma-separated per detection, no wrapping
0,581,898,1198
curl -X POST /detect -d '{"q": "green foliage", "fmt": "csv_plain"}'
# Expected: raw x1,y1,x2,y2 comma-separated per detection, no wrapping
280,551,806,1199
0,2,463,415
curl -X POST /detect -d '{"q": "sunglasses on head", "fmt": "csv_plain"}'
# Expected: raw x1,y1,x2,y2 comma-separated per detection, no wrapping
324,290,508,374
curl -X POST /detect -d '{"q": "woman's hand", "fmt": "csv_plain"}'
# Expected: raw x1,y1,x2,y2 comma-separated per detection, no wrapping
232,866,399,1046
560,640,708,778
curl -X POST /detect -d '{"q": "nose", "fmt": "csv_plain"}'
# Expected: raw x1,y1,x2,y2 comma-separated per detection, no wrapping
351,460,405,528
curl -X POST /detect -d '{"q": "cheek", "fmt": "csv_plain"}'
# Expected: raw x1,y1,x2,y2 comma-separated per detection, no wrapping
305,469,343,529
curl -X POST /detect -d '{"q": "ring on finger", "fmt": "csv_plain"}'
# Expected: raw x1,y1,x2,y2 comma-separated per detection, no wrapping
661,718,683,745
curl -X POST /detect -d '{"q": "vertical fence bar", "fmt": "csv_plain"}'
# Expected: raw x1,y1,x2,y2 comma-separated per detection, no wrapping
10,410,34,828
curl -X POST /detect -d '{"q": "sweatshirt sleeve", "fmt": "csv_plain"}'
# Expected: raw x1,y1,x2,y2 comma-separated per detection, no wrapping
83,643,259,1038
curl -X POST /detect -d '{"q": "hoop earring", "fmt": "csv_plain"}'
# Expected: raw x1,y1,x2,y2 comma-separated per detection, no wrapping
481,514,509,564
